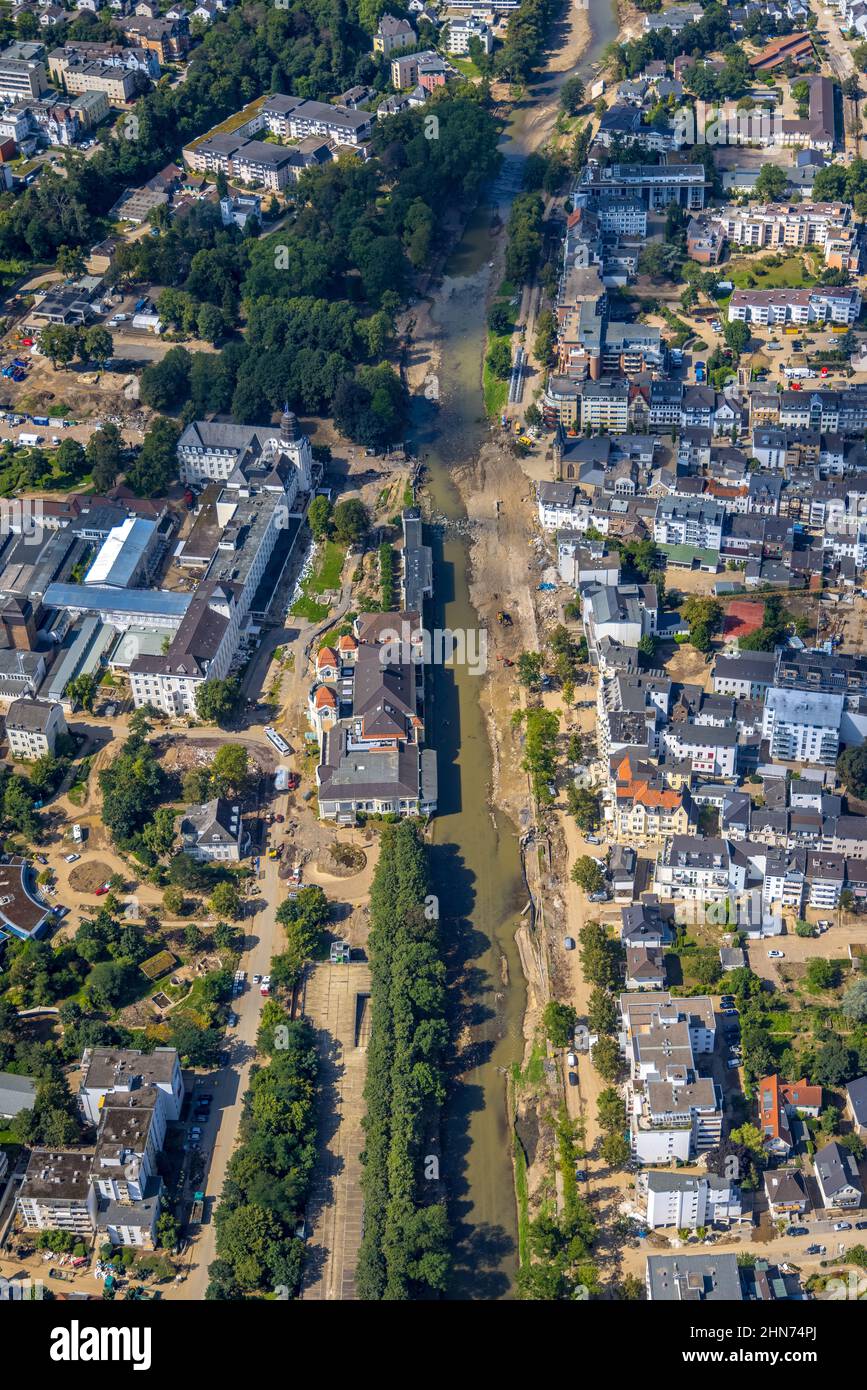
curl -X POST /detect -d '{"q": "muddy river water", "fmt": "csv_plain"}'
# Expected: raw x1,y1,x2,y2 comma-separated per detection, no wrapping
409,0,619,1298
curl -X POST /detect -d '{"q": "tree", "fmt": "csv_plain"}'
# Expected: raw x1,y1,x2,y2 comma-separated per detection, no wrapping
571,857,604,895
331,498,368,544
142,806,176,859
600,1132,630,1169
184,924,203,951
560,76,586,115
65,673,96,712
597,1086,625,1133
41,324,81,370
542,1000,577,1048
566,785,600,831
842,977,867,1024
487,303,512,336
210,745,251,798
516,651,543,689
56,244,86,278
209,882,241,920
86,423,123,493
591,1035,623,1083
804,958,841,992
83,325,114,369
139,347,191,413
163,885,185,916
723,319,751,356
812,1038,854,1088
587,987,617,1035
754,164,788,201
126,416,180,496
486,338,511,379
194,678,239,726
838,744,867,800
307,495,332,539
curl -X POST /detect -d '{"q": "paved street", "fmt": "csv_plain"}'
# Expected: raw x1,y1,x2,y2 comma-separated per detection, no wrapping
182,839,286,1298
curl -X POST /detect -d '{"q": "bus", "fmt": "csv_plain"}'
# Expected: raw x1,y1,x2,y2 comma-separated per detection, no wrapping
264,726,291,756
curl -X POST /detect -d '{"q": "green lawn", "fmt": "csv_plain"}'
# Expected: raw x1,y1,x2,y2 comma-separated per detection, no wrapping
729,254,820,290
291,540,346,621
483,332,511,418
306,540,345,595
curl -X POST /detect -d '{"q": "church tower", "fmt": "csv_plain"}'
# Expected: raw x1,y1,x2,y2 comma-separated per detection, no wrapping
278,403,313,492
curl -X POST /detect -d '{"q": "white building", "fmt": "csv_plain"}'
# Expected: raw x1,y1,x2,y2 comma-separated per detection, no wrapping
728,287,861,327
654,497,724,550
5,698,67,759
444,17,493,53
761,687,843,765
640,1170,742,1229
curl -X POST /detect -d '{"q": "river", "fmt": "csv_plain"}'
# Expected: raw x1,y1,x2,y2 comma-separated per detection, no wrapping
410,0,620,1298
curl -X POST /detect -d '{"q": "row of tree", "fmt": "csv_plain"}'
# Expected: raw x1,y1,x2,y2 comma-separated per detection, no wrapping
207,1009,319,1299
356,822,450,1299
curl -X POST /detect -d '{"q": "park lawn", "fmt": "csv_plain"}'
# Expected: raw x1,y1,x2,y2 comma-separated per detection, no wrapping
291,540,346,621
307,540,346,594
729,254,819,290
483,331,510,417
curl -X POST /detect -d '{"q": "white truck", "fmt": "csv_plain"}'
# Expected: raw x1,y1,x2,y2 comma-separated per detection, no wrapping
17,432,40,447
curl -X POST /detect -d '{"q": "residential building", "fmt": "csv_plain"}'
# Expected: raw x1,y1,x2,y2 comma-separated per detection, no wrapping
179,797,246,861
0,1071,36,1119
444,17,493,53
757,1072,822,1157
373,14,415,55
845,1076,867,1140
728,287,861,327
639,1170,742,1229
5,697,67,758
646,1253,743,1301
761,686,843,765
814,1139,864,1209
764,1169,809,1220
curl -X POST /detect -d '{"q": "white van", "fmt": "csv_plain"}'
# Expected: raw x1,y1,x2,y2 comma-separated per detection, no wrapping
72,823,83,843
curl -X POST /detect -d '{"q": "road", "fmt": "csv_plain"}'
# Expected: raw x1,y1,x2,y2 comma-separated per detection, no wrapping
813,4,867,159
182,833,287,1299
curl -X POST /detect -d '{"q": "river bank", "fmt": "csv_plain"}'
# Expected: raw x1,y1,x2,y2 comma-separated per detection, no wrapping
406,0,621,1294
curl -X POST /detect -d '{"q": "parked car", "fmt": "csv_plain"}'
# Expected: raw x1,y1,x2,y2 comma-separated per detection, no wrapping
563,936,575,950
64,853,80,863
833,1221,852,1231
568,1071,578,1086
806,1244,826,1255
855,1221,867,1230
227,1012,238,1028
294,1218,307,1241
786,1227,809,1237
726,1058,740,1069
567,1052,577,1067
767,949,785,959
585,834,601,845
252,974,261,985
722,1006,738,1015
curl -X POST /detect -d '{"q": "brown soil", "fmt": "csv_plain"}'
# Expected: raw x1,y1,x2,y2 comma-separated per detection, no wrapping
68,860,114,893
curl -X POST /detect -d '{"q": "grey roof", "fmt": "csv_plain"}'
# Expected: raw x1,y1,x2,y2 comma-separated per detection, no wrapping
814,1140,863,1198
647,1253,743,1302
5,697,56,733
81,1046,179,1092
180,797,241,848
0,1070,36,1118
42,583,191,619
847,1077,867,1127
